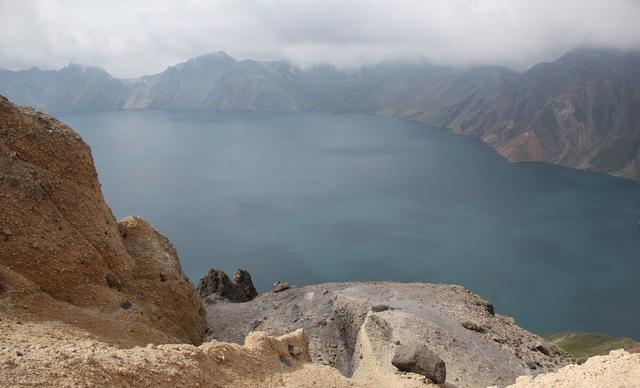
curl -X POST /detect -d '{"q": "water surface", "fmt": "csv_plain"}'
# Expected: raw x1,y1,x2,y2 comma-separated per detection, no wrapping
63,109,640,338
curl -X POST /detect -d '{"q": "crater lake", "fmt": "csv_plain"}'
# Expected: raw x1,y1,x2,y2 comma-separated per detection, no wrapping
63,109,640,338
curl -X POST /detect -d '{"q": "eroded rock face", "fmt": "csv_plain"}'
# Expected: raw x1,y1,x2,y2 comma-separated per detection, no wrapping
0,96,205,346
197,268,257,302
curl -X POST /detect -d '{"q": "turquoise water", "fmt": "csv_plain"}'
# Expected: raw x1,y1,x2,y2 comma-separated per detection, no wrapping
63,109,640,338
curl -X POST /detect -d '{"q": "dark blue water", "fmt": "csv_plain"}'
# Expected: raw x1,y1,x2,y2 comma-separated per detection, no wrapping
62,109,640,338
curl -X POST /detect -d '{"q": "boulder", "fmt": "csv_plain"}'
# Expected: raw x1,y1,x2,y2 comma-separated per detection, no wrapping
272,281,291,293
391,343,446,384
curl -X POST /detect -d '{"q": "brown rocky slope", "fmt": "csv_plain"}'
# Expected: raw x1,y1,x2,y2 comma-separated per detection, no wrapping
0,95,205,346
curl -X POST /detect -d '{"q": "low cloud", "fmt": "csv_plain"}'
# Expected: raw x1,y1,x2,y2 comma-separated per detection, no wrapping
1,0,639,78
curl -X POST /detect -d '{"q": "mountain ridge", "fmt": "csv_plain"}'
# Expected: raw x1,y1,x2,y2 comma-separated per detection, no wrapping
1,48,639,180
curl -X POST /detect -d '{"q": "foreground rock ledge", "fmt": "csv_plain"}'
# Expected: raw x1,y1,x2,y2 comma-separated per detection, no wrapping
204,281,574,387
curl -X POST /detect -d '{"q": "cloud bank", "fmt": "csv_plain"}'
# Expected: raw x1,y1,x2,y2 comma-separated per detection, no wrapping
1,0,639,78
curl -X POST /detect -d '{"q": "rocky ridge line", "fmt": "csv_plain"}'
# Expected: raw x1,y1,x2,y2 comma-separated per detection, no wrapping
2,48,639,180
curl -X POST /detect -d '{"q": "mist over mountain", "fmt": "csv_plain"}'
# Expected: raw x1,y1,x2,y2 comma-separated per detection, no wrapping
1,48,639,180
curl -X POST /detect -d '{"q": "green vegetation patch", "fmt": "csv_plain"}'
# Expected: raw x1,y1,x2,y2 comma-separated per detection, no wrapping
547,332,638,363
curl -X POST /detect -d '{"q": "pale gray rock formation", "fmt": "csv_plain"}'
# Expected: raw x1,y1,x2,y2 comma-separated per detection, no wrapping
204,281,573,388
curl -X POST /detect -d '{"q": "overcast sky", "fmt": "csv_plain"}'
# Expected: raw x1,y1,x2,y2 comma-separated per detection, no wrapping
1,0,639,78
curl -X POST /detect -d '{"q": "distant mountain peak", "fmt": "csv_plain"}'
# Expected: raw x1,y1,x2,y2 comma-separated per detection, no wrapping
168,51,236,72
193,51,235,62
61,63,111,77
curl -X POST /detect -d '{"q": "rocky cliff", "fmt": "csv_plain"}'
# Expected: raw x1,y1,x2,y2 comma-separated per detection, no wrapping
1,48,639,180
0,95,205,346
432,49,640,180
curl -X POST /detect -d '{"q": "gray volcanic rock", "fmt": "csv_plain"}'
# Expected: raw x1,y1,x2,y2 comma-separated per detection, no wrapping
197,269,234,298
233,269,258,301
204,282,573,387
392,343,446,384
197,268,257,302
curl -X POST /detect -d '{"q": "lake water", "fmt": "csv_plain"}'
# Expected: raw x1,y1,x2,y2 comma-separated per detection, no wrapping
62,109,640,338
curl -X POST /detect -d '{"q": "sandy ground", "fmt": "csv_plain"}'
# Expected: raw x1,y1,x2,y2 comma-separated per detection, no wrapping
2,313,639,388
0,316,365,388
506,350,640,388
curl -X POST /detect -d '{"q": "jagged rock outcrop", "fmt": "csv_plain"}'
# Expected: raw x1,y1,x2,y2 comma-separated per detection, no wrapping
233,269,259,301
0,96,205,346
197,268,258,302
